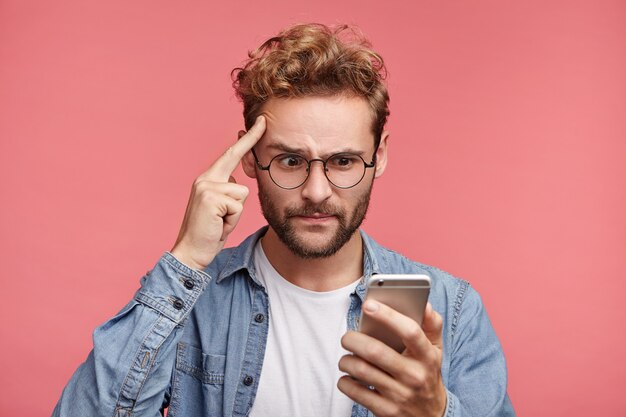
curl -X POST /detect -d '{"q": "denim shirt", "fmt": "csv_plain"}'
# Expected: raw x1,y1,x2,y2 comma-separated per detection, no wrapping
52,227,515,417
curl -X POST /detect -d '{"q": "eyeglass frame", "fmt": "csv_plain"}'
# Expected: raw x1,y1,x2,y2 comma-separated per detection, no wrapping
250,146,378,190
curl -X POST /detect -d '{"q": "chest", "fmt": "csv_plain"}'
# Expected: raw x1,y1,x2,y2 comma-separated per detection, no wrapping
249,286,355,416
166,276,366,417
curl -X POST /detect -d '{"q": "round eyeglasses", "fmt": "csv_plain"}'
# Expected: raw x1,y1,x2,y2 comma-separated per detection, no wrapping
251,148,377,189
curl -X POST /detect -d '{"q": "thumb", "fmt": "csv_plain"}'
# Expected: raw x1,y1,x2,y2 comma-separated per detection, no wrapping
422,303,444,349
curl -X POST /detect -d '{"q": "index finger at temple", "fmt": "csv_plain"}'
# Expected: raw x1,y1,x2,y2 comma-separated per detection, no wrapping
203,116,266,181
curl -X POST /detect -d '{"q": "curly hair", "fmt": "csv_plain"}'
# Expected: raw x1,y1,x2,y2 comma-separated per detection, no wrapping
232,23,390,146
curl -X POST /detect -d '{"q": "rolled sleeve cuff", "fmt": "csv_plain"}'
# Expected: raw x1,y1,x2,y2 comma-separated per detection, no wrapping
134,252,212,323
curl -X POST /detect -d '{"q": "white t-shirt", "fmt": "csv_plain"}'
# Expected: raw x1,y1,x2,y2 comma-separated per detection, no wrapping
249,241,360,417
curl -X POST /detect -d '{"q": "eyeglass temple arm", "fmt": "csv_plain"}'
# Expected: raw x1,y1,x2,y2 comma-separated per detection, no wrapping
250,148,271,170
365,143,380,168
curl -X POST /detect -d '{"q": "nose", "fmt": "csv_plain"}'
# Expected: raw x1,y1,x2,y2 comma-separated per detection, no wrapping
300,160,332,204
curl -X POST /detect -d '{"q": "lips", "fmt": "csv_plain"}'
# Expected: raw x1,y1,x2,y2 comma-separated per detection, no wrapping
292,213,337,222
300,213,334,219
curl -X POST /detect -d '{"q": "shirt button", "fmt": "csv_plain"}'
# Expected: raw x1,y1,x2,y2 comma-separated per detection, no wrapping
183,279,195,290
172,298,184,310
243,375,254,386
254,313,265,323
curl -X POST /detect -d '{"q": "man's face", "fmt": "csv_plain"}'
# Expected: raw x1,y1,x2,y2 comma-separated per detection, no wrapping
243,95,388,259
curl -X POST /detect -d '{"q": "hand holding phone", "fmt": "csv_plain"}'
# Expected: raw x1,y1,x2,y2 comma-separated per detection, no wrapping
358,274,431,352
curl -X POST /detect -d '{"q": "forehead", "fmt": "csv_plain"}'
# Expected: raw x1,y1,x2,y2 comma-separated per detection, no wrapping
258,96,375,154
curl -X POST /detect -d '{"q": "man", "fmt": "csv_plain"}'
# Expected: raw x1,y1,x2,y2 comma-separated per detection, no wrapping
53,23,515,417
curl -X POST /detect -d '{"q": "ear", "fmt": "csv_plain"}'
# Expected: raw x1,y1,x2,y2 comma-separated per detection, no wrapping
373,131,389,178
239,130,258,179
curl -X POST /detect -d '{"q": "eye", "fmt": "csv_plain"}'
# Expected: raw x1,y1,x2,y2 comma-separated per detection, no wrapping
276,154,306,169
328,154,359,169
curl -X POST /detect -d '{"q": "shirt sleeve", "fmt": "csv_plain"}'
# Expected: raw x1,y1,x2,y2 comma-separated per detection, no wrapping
51,252,211,417
445,285,516,417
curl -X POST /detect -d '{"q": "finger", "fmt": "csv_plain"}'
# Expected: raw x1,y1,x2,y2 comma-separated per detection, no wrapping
361,299,432,355
337,375,398,417
194,180,249,202
341,330,407,378
202,115,266,181
221,204,244,241
422,303,444,349
218,197,244,240
338,354,408,398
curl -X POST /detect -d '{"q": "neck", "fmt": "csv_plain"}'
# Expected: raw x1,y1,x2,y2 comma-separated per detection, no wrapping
260,227,364,292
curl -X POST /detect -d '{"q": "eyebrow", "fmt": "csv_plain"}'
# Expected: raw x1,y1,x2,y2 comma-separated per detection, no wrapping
265,142,367,159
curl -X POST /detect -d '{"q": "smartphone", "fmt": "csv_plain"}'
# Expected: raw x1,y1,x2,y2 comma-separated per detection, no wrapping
358,274,431,352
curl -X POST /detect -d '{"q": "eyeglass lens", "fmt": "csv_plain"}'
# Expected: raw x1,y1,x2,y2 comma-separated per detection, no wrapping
268,154,367,189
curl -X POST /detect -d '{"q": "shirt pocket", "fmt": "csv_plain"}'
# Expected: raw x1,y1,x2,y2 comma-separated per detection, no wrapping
169,342,226,416
175,342,226,384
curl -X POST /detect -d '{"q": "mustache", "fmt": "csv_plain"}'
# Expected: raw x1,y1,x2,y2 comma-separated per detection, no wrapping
284,202,346,218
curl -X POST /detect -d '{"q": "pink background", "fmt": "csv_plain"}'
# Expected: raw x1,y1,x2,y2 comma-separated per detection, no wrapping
1,1,625,416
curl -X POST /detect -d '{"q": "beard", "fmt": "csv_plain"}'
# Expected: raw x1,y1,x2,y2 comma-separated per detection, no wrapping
258,184,373,259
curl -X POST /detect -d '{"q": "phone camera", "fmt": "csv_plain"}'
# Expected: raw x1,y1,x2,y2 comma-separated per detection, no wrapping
377,279,384,287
